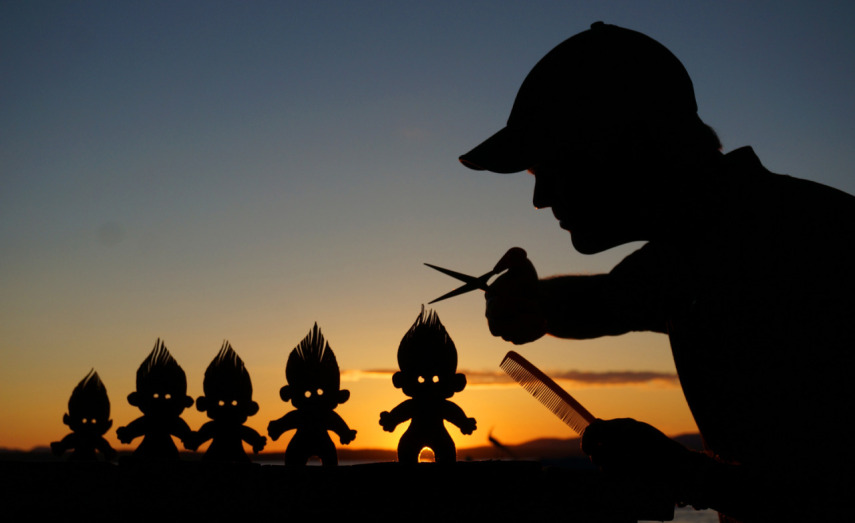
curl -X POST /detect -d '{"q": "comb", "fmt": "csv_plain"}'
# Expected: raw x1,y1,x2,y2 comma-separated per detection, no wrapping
500,350,596,435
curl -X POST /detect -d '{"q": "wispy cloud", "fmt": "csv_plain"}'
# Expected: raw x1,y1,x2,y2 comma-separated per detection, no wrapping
343,368,679,388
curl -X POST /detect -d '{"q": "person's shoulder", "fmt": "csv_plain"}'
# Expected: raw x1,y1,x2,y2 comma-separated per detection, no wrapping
728,146,855,205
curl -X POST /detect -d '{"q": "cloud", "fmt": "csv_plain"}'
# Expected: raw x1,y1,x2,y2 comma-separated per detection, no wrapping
341,369,395,382
343,368,679,388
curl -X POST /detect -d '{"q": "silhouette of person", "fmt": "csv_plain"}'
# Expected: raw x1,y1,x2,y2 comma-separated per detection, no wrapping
189,341,267,462
379,308,476,463
116,339,195,460
51,369,117,461
459,22,855,522
267,324,356,466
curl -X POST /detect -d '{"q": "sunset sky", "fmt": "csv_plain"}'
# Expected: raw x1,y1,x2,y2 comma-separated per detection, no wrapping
3,1,854,455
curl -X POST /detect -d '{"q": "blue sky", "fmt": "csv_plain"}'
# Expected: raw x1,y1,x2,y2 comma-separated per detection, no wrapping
2,1,854,450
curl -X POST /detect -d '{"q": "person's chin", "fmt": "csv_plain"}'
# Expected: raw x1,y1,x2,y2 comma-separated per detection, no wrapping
569,230,621,255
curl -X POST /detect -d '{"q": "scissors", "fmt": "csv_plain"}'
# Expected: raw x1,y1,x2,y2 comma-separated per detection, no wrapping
424,263,506,304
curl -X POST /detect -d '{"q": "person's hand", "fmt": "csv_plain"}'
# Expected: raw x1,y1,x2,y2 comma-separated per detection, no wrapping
581,418,692,482
485,247,547,344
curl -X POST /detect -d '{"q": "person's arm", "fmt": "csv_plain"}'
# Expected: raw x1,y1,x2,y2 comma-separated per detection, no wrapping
581,418,795,522
486,247,668,344
539,271,668,337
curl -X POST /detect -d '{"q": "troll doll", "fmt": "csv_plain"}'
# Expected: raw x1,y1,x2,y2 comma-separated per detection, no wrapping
189,341,266,461
51,369,117,461
116,339,194,460
379,308,476,463
268,324,356,466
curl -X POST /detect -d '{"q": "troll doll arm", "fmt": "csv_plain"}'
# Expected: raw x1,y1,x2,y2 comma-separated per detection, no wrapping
379,400,413,432
96,436,117,460
442,401,476,435
185,421,214,451
268,411,300,441
240,425,267,453
327,412,357,444
116,417,146,444
172,417,195,447
50,434,76,456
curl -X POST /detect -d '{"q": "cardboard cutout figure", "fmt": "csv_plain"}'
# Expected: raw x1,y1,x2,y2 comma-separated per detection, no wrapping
268,324,356,466
189,341,266,461
116,339,194,460
380,308,477,463
51,369,116,461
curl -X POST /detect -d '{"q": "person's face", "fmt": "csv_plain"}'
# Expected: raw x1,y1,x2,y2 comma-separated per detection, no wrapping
529,144,661,254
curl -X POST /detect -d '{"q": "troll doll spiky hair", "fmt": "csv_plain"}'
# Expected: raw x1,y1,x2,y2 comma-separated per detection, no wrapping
136,338,187,392
68,369,110,418
203,341,253,399
397,307,458,371
286,323,341,388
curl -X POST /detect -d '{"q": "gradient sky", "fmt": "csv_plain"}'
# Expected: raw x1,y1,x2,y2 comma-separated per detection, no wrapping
3,1,854,454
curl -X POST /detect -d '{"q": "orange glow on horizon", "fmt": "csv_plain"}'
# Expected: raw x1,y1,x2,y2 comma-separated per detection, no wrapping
14,371,698,455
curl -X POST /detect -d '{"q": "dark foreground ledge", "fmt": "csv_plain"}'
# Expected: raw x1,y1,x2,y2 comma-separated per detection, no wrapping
1,460,675,522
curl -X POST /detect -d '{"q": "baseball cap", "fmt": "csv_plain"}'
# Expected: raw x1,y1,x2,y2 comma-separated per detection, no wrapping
459,22,698,173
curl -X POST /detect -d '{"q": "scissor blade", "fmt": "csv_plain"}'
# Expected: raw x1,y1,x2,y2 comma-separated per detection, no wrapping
428,284,480,304
424,263,481,285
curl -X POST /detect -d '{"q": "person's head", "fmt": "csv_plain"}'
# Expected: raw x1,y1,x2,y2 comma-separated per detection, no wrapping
128,339,193,417
281,323,350,411
460,22,721,253
196,341,259,424
393,307,466,400
64,369,112,436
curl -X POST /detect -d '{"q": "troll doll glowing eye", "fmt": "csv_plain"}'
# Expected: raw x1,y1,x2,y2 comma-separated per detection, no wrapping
316,389,324,396
152,393,160,399
164,393,172,399
432,376,439,383
218,400,225,407
231,400,238,406
417,376,425,383
304,391,312,398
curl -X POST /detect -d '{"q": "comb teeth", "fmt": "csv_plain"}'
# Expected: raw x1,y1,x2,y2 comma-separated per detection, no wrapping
500,351,596,435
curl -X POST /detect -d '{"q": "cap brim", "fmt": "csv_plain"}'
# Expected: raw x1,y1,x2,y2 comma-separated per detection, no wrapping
458,126,534,174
